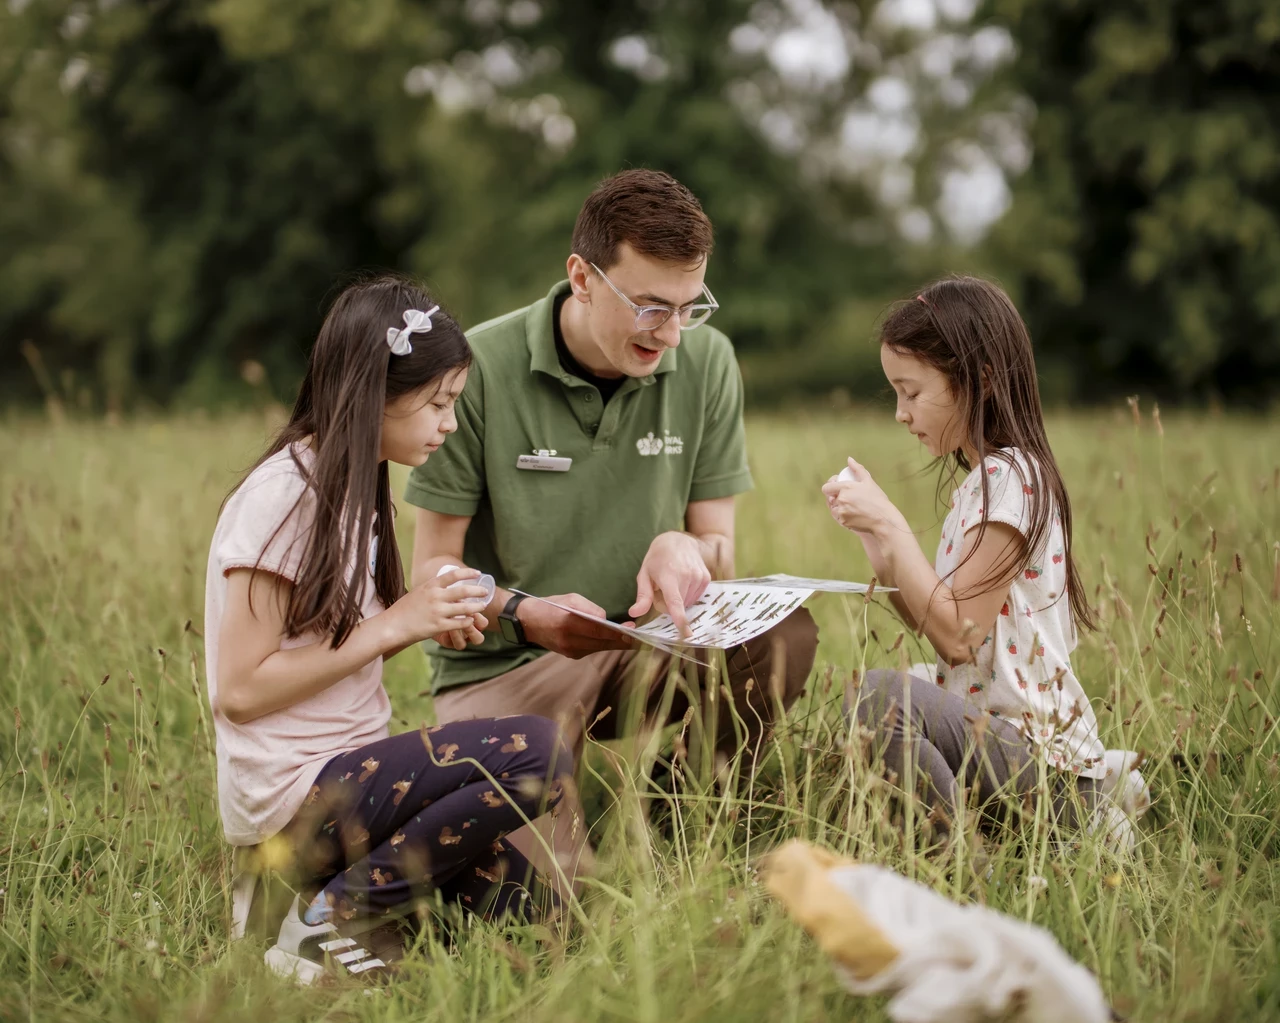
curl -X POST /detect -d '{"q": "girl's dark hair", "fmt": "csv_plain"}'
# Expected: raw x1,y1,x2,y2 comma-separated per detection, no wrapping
880,274,1095,632
231,273,471,646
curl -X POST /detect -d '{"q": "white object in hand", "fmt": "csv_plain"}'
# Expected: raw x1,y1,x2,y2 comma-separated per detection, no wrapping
838,465,857,482
436,564,495,605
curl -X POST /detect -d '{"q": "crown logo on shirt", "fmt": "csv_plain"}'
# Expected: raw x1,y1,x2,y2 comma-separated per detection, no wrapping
636,432,664,456
636,431,683,456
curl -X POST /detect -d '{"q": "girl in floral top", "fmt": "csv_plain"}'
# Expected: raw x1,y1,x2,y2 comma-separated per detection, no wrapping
822,276,1105,837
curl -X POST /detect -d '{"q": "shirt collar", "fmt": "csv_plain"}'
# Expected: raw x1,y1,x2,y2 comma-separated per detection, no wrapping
525,280,678,384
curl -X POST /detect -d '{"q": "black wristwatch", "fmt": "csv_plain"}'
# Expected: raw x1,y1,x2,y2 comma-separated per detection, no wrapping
498,592,530,646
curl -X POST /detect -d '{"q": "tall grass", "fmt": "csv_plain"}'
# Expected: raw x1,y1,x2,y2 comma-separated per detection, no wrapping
1,406,1277,1021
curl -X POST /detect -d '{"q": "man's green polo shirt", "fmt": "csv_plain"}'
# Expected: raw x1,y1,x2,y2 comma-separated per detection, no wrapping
403,280,754,692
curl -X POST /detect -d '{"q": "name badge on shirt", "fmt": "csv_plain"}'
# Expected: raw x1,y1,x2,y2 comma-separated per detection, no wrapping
517,453,573,472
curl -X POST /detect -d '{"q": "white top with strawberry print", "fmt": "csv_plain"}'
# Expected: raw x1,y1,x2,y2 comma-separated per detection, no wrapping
934,448,1106,779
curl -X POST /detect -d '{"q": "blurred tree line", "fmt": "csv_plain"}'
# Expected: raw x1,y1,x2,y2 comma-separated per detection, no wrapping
1,0,1277,410
989,0,1280,402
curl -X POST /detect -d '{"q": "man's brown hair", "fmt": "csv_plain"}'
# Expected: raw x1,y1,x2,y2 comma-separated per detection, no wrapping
571,169,714,270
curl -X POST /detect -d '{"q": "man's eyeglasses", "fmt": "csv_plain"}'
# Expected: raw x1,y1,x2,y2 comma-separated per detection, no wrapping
589,262,719,332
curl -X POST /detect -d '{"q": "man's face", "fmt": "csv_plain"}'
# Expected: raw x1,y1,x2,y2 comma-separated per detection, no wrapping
575,243,709,378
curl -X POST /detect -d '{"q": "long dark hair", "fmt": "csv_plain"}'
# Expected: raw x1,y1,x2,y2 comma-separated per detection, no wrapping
230,273,471,646
880,275,1095,632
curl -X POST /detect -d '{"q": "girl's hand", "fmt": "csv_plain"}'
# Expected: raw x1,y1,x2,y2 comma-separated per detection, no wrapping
821,458,908,536
387,568,491,647
433,613,489,651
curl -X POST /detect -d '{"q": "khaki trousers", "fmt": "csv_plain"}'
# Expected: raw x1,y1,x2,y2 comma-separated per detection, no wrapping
432,608,819,896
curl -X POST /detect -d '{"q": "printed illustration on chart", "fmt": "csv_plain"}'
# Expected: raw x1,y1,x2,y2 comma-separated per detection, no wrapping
515,575,887,655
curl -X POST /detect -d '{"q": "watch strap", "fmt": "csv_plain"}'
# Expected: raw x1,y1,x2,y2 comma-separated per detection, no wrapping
499,592,529,646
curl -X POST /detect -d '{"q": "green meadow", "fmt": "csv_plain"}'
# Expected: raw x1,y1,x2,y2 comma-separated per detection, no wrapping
1,407,1277,1021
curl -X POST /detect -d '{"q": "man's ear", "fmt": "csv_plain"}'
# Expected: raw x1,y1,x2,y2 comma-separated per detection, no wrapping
566,254,592,302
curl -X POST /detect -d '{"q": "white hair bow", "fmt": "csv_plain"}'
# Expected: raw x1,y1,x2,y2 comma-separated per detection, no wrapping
386,305,440,356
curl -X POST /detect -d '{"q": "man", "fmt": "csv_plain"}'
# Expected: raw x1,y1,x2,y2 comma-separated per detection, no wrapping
405,170,818,873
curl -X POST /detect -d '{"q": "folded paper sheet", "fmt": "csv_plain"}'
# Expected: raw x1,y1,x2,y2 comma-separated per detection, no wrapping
764,840,1112,1023
515,575,883,655
515,582,812,655
730,573,889,594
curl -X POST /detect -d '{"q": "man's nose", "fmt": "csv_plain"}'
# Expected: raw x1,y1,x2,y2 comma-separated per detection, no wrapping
652,314,682,349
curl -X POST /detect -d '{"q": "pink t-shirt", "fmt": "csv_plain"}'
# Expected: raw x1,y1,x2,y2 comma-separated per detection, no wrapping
204,444,391,845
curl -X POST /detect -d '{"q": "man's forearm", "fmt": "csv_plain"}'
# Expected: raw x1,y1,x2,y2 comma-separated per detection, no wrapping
481,585,515,632
689,531,734,580
412,552,460,588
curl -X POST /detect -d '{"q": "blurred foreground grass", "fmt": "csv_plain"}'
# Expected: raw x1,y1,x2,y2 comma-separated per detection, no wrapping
1,407,1278,1021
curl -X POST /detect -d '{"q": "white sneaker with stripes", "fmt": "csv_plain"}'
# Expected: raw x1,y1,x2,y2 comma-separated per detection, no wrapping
263,895,389,984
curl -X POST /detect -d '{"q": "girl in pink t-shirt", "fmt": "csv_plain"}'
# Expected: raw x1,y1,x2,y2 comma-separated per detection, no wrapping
205,275,570,982
822,275,1104,840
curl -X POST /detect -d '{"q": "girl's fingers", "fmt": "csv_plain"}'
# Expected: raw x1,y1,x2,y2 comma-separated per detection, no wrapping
443,609,489,637
438,629,462,650
435,567,481,589
846,456,869,480
440,585,489,609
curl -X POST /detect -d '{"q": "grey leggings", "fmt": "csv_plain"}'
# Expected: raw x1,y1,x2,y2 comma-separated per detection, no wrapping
846,669,1098,832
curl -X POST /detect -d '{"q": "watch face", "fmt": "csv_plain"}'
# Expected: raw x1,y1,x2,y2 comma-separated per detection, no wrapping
500,614,520,645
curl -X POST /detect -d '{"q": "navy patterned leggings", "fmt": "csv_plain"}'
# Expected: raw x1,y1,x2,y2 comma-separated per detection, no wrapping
283,715,572,923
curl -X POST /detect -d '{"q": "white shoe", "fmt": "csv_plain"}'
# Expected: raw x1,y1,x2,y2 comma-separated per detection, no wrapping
1100,750,1151,819
263,895,389,985
1094,749,1152,854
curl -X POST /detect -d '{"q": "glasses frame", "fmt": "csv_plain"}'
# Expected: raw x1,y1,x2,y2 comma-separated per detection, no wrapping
588,262,719,332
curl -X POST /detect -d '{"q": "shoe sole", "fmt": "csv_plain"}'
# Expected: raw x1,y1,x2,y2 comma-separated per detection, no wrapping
264,945,327,985
265,939,389,985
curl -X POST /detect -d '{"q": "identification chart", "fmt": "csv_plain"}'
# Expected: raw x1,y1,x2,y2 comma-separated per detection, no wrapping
515,575,884,655
729,573,883,595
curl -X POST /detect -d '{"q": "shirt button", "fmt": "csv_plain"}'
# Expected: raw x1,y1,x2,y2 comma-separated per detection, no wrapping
585,393,594,402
